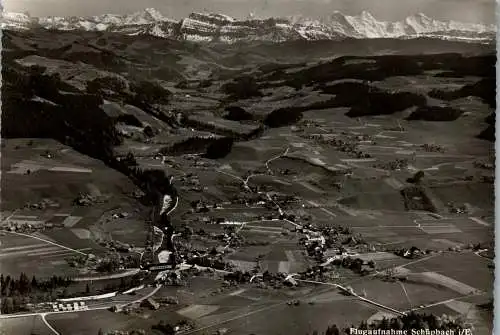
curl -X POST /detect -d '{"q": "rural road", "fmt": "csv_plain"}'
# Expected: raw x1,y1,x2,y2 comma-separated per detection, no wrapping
265,147,290,174
4,230,88,256
177,262,233,274
41,313,61,335
0,302,108,319
0,285,163,335
117,285,162,309
73,268,141,282
0,210,19,225
180,271,399,335
405,291,486,314
295,279,406,316
216,146,290,191
180,300,286,335
0,285,161,320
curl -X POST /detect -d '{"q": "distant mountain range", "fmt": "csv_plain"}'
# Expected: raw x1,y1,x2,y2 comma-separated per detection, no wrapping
2,8,496,43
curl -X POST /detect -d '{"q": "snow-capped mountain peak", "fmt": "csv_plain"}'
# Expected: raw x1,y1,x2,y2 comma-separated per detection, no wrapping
319,11,495,40
1,12,35,30
1,8,495,44
123,8,170,25
360,10,376,21
143,8,166,21
3,12,31,21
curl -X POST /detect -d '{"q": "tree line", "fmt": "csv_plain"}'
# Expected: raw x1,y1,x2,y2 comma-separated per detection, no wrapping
0,273,72,314
1,273,72,297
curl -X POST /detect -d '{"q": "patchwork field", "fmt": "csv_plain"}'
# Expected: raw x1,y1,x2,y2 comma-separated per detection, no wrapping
1,139,151,257
0,232,83,277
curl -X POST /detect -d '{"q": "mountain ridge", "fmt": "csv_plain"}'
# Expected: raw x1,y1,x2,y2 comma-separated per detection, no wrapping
1,8,496,43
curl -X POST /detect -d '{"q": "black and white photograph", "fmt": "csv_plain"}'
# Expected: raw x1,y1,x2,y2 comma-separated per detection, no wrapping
0,0,496,334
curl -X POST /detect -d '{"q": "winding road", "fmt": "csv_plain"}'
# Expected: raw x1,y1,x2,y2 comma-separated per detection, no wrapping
41,313,60,335
216,146,290,191
0,285,162,335
0,285,163,335
73,268,141,282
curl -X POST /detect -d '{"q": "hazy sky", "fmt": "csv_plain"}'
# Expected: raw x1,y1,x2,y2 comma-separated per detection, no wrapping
3,0,497,24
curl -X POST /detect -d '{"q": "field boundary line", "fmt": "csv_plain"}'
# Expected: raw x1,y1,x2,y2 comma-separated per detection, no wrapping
4,231,87,256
